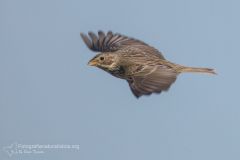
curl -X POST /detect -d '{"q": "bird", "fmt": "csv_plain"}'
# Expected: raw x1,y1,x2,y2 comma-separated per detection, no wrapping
80,31,216,98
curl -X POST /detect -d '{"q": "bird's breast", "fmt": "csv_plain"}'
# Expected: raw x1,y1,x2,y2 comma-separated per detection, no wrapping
107,66,126,79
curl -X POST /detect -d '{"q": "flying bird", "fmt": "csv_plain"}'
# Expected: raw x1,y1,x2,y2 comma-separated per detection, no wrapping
80,31,216,98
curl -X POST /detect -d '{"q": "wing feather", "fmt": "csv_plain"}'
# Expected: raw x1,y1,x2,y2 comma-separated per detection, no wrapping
80,33,92,49
128,65,178,98
80,30,165,59
88,32,99,50
98,31,105,50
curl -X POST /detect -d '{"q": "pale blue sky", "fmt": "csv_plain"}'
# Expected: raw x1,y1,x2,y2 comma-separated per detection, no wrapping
1,0,240,160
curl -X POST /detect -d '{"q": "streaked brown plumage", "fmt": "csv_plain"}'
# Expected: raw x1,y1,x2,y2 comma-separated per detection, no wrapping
80,31,216,98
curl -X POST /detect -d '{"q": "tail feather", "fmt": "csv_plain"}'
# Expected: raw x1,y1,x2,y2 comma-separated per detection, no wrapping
179,66,216,75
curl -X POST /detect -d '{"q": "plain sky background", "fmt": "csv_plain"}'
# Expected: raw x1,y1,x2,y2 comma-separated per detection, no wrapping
0,0,240,160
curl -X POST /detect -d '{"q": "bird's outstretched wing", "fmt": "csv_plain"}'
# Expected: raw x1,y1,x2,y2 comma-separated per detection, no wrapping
127,65,178,98
80,31,165,59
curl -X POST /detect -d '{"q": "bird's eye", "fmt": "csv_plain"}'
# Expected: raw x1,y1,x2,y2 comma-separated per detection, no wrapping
100,56,104,61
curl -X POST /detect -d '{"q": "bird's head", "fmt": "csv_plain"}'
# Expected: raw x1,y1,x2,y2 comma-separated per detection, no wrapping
88,53,119,71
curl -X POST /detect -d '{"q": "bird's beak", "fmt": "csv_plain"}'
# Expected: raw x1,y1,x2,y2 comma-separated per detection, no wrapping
88,59,98,66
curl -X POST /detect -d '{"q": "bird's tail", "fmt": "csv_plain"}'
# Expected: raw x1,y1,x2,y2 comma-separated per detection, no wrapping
178,66,216,75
